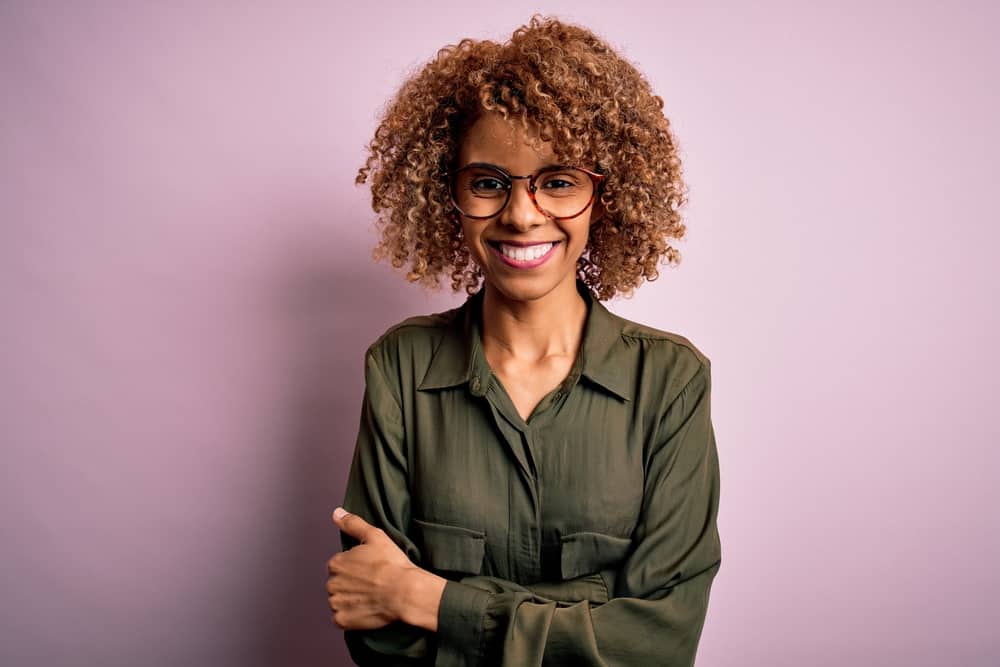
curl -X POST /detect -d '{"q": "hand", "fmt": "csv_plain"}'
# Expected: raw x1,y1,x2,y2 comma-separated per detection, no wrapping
326,507,419,631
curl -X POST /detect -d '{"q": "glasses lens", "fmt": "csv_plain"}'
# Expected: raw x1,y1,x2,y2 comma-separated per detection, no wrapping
534,167,596,219
451,166,510,218
449,165,597,219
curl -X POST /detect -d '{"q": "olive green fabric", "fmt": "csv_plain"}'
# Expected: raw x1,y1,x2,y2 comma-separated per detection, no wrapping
339,278,722,666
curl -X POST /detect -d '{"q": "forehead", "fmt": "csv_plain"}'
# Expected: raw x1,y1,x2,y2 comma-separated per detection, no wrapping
458,111,557,166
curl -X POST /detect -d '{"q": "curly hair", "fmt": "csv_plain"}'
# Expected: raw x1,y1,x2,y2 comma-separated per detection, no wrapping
356,15,688,300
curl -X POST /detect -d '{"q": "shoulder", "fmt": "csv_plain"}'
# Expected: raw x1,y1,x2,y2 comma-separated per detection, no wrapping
619,317,711,366
609,305,710,366
363,302,464,371
603,307,712,403
368,308,459,350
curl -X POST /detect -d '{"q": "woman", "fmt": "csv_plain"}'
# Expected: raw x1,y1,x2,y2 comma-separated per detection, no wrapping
326,16,722,667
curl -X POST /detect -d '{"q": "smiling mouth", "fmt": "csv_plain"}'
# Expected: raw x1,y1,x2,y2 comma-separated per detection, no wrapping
485,240,561,269
487,240,560,261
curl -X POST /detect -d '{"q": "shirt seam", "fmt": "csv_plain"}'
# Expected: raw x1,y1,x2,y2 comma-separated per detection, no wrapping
619,331,712,366
375,313,457,337
664,362,710,420
367,317,456,360
647,363,711,484
365,350,404,423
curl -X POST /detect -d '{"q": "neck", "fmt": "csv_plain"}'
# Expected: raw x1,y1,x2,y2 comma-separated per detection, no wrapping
480,276,588,362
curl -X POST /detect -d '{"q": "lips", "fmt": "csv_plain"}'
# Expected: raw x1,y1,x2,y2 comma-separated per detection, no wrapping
486,240,560,268
496,241,553,261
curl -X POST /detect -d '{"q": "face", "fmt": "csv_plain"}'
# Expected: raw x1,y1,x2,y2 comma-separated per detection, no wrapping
453,111,602,304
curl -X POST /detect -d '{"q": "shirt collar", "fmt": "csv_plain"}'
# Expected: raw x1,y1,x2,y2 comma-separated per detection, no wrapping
417,278,632,401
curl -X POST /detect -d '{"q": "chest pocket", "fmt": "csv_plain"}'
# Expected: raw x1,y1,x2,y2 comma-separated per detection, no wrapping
413,518,486,575
560,531,633,580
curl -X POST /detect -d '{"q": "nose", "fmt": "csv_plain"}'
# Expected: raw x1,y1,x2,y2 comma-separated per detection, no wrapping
499,178,546,231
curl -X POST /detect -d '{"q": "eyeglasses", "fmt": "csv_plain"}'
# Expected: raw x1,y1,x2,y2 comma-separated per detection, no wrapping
444,163,606,221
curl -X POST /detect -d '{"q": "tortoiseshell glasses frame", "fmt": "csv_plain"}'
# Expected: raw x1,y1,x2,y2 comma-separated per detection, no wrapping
443,163,606,222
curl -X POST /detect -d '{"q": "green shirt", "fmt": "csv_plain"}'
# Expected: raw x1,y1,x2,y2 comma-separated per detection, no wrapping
340,278,722,666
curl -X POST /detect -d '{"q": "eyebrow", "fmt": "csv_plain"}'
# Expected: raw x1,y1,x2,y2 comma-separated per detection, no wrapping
458,161,571,174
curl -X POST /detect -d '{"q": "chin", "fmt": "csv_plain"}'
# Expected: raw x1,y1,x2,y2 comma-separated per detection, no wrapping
483,270,574,303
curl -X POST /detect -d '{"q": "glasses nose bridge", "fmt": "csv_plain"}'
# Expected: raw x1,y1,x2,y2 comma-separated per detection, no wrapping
502,173,544,222
508,173,536,195
500,174,548,227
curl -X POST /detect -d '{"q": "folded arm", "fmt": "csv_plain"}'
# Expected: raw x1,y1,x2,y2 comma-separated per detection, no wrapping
341,351,721,667
430,363,722,666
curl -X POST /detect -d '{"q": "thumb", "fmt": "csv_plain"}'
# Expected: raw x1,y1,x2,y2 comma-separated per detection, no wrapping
332,506,373,543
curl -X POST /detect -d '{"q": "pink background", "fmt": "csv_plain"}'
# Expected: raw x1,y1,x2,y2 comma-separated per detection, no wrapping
3,1,998,665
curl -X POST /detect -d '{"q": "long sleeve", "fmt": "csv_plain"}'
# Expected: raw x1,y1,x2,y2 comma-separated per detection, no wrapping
339,348,437,666
433,362,723,667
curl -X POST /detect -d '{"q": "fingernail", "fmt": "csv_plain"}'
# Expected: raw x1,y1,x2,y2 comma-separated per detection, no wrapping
333,507,348,520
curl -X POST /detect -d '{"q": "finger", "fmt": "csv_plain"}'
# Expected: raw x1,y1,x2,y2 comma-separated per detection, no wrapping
328,574,368,595
327,547,367,577
332,506,374,543
327,552,344,574
330,599,382,631
326,566,365,594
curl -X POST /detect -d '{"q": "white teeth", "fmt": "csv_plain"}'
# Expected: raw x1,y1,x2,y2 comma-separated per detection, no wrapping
499,242,553,261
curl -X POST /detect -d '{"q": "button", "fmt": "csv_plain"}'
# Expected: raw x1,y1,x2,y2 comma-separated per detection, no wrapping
470,376,481,394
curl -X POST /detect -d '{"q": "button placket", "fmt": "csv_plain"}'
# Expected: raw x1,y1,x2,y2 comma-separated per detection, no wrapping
485,395,540,583
523,427,543,582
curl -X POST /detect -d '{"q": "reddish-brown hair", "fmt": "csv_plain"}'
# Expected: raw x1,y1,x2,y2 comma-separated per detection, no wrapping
357,15,688,300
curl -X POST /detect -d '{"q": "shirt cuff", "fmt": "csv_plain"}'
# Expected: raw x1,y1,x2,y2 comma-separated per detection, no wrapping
435,579,491,666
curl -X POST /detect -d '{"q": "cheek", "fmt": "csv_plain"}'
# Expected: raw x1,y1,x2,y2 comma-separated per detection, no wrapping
569,223,592,250
458,222,485,258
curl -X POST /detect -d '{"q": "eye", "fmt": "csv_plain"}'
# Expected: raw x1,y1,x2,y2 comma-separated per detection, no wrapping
470,176,508,193
537,169,585,196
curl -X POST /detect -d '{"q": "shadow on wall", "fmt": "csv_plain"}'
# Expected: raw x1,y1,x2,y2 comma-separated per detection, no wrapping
248,228,449,666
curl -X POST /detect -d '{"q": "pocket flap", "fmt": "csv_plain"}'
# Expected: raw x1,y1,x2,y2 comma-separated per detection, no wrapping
413,518,486,575
560,531,632,580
